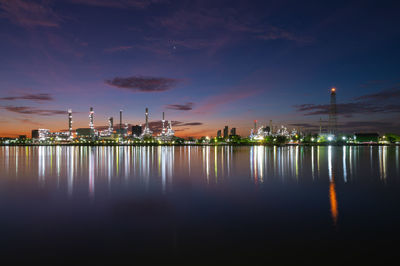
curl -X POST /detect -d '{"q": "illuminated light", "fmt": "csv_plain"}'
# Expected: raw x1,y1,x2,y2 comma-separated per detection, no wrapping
328,136,333,141
342,136,346,140
311,137,315,141
330,182,338,225
331,87,336,92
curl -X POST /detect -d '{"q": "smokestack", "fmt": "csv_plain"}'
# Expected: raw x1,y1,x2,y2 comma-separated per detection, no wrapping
109,117,113,133
162,111,165,133
120,110,123,131
68,109,72,137
89,107,94,129
145,107,149,129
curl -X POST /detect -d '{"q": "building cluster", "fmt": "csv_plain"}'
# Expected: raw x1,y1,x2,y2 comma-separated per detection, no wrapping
249,120,298,140
216,125,237,139
31,107,176,142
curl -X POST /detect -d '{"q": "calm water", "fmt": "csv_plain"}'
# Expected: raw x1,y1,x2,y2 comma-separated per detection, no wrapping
1,146,400,264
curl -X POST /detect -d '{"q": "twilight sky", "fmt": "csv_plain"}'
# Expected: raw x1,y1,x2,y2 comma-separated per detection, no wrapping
1,0,400,137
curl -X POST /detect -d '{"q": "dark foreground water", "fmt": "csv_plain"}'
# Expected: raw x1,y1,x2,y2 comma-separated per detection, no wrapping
0,146,399,264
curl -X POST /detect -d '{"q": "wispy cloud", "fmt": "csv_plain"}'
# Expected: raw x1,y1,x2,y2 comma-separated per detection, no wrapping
104,46,134,53
0,93,53,102
355,87,400,101
194,90,256,114
105,76,180,92
296,86,400,117
0,0,61,28
1,106,67,116
148,7,312,56
165,102,194,111
68,0,164,9
147,120,203,133
294,102,400,117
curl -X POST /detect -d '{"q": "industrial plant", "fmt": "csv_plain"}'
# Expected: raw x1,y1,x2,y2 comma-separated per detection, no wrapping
29,107,177,143
1,88,398,146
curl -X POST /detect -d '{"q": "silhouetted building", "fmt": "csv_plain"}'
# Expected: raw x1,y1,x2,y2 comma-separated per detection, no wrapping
132,125,142,137
217,130,222,138
230,128,236,136
31,129,50,140
223,126,229,138
32,130,39,139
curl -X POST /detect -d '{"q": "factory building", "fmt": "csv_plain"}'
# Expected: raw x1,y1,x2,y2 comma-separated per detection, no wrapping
31,129,50,140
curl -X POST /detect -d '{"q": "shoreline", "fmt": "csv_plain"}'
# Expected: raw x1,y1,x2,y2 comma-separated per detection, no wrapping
0,143,398,147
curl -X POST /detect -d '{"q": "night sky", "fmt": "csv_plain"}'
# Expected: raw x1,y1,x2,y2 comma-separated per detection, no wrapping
1,0,400,137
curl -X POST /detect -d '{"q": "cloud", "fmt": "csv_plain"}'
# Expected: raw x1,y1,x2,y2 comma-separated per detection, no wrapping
194,90,256,114
355,88,400,101
105,76,180,92
295,102,400,117
165,102,194,111
147,120,203,133
256,26,313,43
104,46,134,53
360,80,387,88
17,118,42,126
68,0,163,9
0,0,61,28
2,106,67,116
178,122,202,126
0,93,53,101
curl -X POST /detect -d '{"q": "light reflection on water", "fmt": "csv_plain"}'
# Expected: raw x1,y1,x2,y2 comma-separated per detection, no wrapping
1,146,400,224
2,145,400,263
1,146,399,189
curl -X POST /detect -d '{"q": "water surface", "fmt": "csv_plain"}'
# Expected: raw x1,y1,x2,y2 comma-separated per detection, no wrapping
0,146,399,264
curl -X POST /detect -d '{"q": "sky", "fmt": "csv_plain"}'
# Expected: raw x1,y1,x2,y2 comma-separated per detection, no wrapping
0,0,400,137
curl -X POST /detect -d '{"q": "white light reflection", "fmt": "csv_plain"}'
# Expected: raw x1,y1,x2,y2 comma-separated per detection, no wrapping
343,146,347,183
379,146,387,182
250,146,265,184
89,147,95,199
38,146,45,186
67,147,74,196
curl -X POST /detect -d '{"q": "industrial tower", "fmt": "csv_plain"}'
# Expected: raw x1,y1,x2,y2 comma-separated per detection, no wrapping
68,109,73,138
108,117,113,134
89,107,94,129
328,88,337,135
142,107,153,137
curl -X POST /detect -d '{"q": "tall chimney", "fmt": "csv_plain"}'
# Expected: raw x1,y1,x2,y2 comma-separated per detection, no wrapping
68,109,72,137
89,107,94,129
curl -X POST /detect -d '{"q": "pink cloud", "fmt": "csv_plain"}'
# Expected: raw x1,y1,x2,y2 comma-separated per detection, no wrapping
104,46,134,53
0,0,61,28
194,90,257,114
